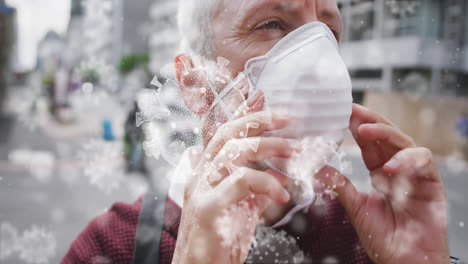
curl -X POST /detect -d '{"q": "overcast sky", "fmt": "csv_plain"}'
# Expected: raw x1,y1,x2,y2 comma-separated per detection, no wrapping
6,0,71,71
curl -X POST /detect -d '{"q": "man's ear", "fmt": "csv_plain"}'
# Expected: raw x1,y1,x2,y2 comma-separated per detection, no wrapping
175,54,193,85
175,54,213,115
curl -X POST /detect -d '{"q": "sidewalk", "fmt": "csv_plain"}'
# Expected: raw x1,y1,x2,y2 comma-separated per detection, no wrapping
0,86,149,263
3,86,127,140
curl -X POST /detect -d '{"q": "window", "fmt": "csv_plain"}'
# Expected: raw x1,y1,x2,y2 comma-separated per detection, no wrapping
349,0,375,41
383,0,443,39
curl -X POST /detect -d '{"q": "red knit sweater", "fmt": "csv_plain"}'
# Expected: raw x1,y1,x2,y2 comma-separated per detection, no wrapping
61,195,372,264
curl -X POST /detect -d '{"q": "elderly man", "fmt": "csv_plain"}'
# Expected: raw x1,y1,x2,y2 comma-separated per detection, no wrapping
62,0,454,263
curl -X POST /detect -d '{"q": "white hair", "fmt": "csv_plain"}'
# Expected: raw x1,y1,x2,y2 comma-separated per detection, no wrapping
177,0,220,58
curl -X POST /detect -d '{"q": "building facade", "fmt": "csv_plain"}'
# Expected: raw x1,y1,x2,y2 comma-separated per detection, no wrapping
148,0,179,74
122,0,153,55
338,0,468,98
0,0,16,110
147,0,468,98
79,0,123,91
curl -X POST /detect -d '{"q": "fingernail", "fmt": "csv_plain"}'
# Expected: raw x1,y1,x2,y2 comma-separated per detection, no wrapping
360,124,376,131
282,189,291,202
247,91,261,107
385,158,400,170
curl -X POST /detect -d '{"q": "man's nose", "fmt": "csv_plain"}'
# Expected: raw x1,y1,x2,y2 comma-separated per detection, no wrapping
303,0,319,22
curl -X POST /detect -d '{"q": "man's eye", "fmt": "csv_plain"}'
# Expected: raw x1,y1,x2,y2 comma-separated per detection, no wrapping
256,20,284,31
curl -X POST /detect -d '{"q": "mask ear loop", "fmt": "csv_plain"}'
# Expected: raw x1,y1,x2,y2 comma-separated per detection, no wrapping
203,73,248,126
201,69,251,125
205,57,267,123
194,55,261,129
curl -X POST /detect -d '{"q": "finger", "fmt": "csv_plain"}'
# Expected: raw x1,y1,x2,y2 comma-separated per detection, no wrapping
247,169,290,218
368,148,445,202
350,105,416,171
250,194,272,216
209,137,296,185
369,168,422,200
383,147,440,182
371,167,445,203
217,167,291,205
211,78,263,124
246,90,266,114
229,90,266,121
240,90,266,116
315,166,364,223
211,137,296,168
265,168,289,187
370,168,417,202
369,168,393,196
213,85,251,123
358,123,416,150
351,103,395,126
205,111,290,159
350,104,395,146
374,171,444,203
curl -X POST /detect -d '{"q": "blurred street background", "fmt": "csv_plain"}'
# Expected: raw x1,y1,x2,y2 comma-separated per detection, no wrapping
0,0,467,263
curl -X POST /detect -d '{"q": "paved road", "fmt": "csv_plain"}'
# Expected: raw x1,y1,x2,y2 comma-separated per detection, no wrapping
0,114,171,264
0,114,467,263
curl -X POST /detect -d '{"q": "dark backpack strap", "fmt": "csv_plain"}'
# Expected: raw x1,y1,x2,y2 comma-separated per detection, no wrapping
133,186,168,264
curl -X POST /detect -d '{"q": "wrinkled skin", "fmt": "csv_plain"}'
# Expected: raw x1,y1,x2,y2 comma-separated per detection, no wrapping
172,0,450,263
317,104,449,263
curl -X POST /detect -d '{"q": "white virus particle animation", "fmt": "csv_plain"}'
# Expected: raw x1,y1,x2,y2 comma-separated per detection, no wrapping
136,88,171,127
286,136,351,203
77,139,125,194
5,87,45,131
8,149,56,183
141,121,165,160
246,225,305,264
0,222,18,260
215,198,259,252
0,222,57,264
81,0,120,93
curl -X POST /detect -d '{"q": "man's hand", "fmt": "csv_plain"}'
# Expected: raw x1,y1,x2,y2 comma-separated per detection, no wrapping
316,104,450,264
172,111,294,264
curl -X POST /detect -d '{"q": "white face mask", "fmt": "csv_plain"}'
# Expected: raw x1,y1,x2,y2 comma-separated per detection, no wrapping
205,22,353,184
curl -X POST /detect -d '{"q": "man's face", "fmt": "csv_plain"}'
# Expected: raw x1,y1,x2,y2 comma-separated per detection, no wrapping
175,0,343,146
212,0,343,76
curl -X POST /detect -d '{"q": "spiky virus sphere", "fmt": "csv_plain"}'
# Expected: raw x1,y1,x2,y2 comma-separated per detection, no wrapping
77,139,125,194
81,0,120,92
0,222,57,264
246,225,304,263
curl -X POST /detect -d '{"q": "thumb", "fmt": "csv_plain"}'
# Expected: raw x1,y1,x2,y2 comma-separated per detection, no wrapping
315,166,363,223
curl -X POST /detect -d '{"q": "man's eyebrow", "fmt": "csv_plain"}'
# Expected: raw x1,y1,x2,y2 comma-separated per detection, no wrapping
244,1,291,15
237,0,299,29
